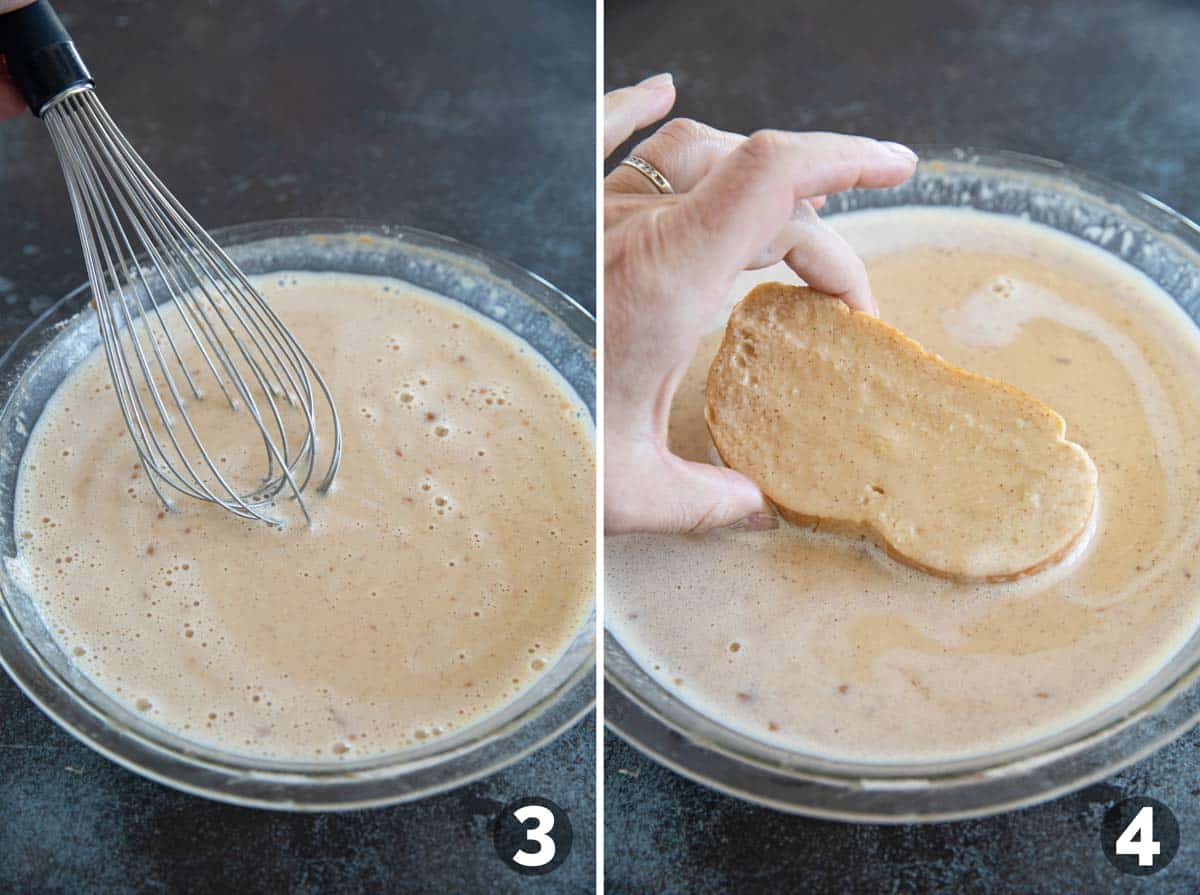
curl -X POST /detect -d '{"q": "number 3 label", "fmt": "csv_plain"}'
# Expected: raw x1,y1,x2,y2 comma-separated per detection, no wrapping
512,805,557,867
493,797,573,876
1102,797,1179,876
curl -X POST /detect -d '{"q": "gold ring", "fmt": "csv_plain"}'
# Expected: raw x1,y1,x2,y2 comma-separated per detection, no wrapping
619,155,675,194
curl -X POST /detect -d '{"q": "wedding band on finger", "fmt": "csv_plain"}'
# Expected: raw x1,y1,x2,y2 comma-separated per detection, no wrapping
619,155,675,194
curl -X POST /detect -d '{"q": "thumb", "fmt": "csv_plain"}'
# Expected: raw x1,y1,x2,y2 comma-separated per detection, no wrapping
662,458,776,533
604,73,675,158
632,453,776,534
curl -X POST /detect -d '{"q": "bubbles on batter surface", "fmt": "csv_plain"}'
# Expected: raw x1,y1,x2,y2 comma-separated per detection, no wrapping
13,271,594,764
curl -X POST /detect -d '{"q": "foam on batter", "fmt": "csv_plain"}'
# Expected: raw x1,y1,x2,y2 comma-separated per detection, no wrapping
607,207,1200,764
10,272,595,761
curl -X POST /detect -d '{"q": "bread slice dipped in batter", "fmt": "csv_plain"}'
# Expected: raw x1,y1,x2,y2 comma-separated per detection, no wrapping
705,283,1098,582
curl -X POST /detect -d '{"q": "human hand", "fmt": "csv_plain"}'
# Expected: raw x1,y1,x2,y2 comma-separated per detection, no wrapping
1,1,38,119
1,57,25,120
604,75,918,534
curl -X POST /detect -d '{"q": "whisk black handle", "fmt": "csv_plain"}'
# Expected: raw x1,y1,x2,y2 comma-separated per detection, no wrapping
0,0,91,117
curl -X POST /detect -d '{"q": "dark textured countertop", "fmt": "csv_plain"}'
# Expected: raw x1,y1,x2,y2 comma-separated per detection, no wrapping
0,2,594,893
605,0,1200,892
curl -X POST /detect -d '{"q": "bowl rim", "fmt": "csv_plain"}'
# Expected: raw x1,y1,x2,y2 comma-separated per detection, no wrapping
0,217,596,811
604,145,1200,822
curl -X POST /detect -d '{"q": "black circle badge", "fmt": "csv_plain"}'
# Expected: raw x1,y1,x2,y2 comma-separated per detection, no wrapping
492,796,572,875
1101,797,1180,876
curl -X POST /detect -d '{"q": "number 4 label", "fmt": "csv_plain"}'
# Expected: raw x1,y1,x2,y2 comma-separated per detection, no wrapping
1114,806,1160,867
1102,797,1179,876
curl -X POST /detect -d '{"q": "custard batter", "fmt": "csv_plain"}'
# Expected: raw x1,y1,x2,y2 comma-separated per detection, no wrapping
607,207,1200,763
12,272,594,761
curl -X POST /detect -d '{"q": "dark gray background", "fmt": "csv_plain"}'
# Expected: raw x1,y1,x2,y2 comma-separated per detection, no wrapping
605,0,1199,892
0,2,594,893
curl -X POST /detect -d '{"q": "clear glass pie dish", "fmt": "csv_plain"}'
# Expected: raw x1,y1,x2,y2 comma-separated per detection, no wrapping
0,218,595,811
605,147,1200,823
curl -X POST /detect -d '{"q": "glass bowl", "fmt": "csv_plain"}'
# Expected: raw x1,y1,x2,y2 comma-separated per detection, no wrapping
0,218,595,810
605,148,1200,822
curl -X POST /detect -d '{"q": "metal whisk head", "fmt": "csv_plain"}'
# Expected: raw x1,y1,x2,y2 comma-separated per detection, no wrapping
44,88,342,523
0,3,341,524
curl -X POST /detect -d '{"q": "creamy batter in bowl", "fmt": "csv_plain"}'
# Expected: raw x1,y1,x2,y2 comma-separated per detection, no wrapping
606,149,1200,821
0,219,595,810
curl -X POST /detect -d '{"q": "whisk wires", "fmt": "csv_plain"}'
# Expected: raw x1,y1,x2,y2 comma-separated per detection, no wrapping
41,87,342,524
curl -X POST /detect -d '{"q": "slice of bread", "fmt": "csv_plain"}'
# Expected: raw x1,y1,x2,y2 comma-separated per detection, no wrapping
705,283,1098,582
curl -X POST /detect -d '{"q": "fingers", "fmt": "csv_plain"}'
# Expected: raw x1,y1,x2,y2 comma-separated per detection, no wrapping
783,217,875,313
607,117,745,195
606,446,775,534
0,83,22,120
604,74,676,159
678,132,917,277
0,58,26,121
743,200,877,313
663,459,773,533
743,197,822,269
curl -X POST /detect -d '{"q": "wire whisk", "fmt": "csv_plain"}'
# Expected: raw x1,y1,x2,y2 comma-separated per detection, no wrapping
1,2,341,524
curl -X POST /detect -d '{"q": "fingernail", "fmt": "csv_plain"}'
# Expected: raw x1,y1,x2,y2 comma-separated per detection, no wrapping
638,72,674,91
727,513,779,533
880,141,918,161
